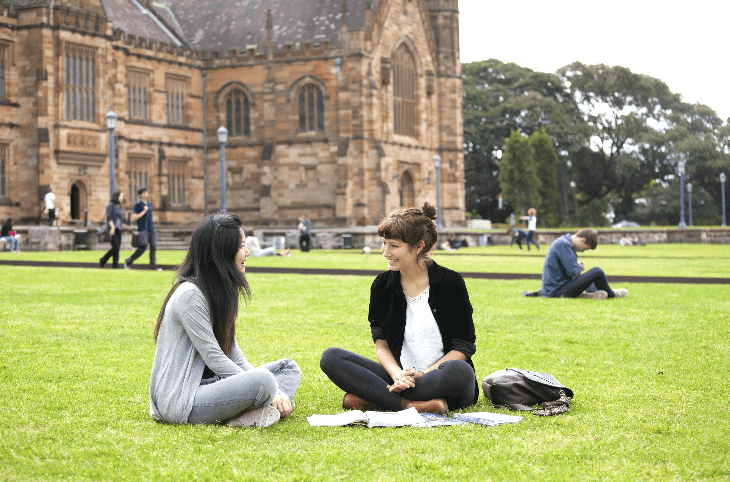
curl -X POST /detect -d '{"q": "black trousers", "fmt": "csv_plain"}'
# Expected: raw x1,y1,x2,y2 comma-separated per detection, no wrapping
100,230,122,268
126,231,157,269
299,234,311,252
554,267,616,298
320,347,477,411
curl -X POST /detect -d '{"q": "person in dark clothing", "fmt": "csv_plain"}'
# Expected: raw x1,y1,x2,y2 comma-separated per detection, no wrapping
124,187,160,271
99,191,124,268
1,218,20,252
320,203,478,415
507,228,528,250
298,215,311,252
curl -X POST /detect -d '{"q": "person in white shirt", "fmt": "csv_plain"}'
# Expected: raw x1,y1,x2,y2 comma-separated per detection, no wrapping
320,203,478,415
244,231,290,257
519,207,540,251
43,190,56,226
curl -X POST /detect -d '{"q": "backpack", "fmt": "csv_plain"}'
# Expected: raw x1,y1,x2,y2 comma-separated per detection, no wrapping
482,368,573,412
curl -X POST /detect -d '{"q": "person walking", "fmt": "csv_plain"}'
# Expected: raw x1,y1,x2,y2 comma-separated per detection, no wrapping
320,203,479,415
43,189,56,226
99,191,124,269
521,228,628,299
149,212,301,427
125,187,160,271
298,215,311,252
0,218,20,252
520,208,540,251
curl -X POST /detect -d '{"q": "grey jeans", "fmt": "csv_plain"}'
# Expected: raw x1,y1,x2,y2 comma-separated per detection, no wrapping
187,359,301,424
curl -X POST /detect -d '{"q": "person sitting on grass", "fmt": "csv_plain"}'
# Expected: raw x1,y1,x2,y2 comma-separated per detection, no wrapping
507,228,528,250
149,213,301,428
522,228,628,300
245,230,291,257
320,202,479,416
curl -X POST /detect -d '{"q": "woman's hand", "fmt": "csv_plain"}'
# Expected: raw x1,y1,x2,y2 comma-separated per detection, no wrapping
271,392,293,418
387,367,423,392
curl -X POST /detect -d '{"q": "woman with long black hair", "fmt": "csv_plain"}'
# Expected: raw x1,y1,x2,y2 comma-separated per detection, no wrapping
149,213,301,427
99,191,124,268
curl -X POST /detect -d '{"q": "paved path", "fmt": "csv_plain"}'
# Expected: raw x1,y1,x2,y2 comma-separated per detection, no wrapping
1,260,728,284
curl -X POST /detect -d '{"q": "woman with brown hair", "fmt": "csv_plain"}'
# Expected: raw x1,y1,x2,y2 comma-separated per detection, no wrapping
320,203,478,415
149,213,301,427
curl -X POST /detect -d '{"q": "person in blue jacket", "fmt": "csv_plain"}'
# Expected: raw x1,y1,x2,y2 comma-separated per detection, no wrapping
522,228,628,299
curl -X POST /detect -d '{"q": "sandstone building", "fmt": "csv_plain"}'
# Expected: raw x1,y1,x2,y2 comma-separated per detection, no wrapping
0,0,465,227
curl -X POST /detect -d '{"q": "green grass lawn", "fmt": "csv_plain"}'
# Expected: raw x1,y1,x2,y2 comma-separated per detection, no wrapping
2,243,730,278
1,246,729,480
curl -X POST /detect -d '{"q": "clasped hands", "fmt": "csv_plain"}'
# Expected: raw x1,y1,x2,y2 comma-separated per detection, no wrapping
387,367,424,393
271,392,293,418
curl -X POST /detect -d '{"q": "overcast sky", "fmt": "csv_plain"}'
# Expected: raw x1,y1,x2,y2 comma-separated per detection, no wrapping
458,0,730,122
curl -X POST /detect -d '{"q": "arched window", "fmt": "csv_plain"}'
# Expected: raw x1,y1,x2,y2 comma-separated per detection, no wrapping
393,44,416,137
298,84,324,132
225,90,250,137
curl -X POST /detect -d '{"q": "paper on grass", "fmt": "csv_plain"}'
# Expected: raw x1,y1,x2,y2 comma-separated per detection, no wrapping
307,408,423,428
454,411,523,426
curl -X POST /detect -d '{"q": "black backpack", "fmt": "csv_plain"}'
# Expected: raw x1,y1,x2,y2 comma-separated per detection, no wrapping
482,368,573,411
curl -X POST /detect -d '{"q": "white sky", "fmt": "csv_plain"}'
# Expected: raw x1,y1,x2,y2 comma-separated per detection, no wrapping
458,0,730,122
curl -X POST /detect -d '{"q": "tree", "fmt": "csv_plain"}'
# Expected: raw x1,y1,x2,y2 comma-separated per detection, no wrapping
498,130,541,215
529,128,560,226
463,60,585,224
557,62,682,218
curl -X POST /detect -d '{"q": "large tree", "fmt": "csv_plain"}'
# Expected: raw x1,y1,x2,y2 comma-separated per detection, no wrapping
463,60,585,224
557,62,683,218
529,128,560,226
498,130,542,215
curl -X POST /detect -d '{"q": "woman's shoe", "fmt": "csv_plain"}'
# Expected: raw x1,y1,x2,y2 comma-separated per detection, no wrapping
223,405,280,428
405,398,449,415
342,393,379,412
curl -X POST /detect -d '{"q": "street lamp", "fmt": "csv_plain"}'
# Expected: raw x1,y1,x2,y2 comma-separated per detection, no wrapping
678,160,687,229
432,154,443,229
721,172,727,227
217,126,228,212
687,182,693,227
105,109,118,197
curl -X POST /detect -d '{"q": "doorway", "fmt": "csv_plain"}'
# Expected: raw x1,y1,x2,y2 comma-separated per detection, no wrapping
70,181,87,220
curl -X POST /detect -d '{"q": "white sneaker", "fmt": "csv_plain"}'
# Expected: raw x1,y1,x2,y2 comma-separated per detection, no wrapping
224,405,280,428
613,288,629,298
579,290,608,300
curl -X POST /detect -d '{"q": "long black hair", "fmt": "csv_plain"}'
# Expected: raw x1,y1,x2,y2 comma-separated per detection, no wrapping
154,212,251,355
110,191,123,205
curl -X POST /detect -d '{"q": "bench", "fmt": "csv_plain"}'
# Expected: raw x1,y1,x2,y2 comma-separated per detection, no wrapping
28,227,72,251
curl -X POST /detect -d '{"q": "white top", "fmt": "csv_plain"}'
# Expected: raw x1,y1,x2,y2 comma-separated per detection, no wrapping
399,286,444,371
44,192,55,210
245,235,262,253
528,215,536,231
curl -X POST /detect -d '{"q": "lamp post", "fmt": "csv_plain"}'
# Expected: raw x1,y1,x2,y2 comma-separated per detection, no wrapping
687,182,693,227
217,126,228,212
433,154,443,229
721,172,727,227
678,160,687,229
105,109,118,197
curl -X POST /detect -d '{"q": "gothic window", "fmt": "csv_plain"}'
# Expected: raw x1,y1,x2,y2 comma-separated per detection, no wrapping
167,76,186,125
0,144,7,197
127,156,150,203
225,90,250,137
298,84,324,133
0,44,6,99
168,160,187,206
393,44,416,137
127,70,149,120
65,44,96,122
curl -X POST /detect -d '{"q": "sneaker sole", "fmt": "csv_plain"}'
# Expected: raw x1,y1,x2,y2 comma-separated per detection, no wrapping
579,290,608,300
224,405,280,428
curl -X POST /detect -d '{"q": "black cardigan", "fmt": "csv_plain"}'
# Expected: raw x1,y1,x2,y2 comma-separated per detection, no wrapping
368,262,479,401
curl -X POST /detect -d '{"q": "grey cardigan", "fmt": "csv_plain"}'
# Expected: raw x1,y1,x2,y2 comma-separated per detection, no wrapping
149,282,256,424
